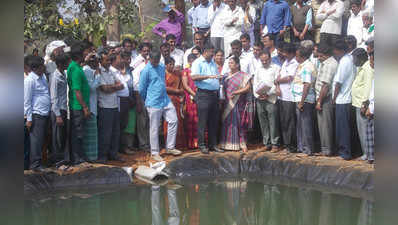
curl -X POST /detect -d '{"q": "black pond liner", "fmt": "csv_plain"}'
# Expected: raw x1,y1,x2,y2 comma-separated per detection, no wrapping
24,152,374,197
163,152,374,195
24,166,132,195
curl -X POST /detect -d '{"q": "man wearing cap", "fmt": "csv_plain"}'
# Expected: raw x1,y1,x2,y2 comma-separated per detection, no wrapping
153,4,185,46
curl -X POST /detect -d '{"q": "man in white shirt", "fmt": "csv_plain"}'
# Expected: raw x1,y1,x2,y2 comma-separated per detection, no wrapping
159,43,171,65
97,53,125,163
332,38,356,160
24,56,51,171
118,51,136,155
221,40,254,76
208,0,225,51
347,0,364,47
316,0,345,45
262,34,278,58
276,42,299,153
309,42,321,70
250,41,265,73
240,33,253,59
166,34,184,70
253,50,281,151
131,42,151,70
221,0,245,56
131,43,151,152
122,38,138,66
187,0,201,44
183,32,205,68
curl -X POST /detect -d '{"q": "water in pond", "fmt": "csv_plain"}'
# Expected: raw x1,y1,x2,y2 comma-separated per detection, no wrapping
24,179,374,225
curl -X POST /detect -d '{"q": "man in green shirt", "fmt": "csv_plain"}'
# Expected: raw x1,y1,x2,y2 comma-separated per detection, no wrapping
67,42,91,165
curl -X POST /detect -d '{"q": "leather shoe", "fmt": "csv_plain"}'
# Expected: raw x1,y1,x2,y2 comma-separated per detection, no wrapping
200,147,209,154
210,147,224,153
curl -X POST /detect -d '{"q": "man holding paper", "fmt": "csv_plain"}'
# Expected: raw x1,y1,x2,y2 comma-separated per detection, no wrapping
252,50,281,152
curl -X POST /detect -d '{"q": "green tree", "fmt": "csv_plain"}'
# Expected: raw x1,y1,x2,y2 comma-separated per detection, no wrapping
24,0,144,47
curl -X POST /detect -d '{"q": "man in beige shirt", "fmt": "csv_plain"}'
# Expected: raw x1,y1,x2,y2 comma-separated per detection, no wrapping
315,43,338,156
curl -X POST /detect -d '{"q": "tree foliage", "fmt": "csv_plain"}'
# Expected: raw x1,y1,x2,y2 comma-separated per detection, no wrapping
24,0,146,46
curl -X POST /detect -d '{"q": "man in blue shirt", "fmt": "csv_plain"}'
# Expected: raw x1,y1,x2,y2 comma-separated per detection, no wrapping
332,38,356,160
193,0,212,43
139,51,182,161
191,44,225,154
24,56,51,171
260,0,292,45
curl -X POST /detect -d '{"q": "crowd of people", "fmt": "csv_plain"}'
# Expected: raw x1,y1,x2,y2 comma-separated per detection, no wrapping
24,0,375,171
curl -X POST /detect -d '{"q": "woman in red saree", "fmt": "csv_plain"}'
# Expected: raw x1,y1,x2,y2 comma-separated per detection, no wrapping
164,57,188,150
219,56,252,152
181,54,199,149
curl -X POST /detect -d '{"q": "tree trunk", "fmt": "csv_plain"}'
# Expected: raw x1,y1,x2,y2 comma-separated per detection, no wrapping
174,0,186,45
138,0,162,42
104,0,120,43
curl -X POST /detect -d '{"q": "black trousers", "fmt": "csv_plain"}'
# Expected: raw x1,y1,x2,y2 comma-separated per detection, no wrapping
336,104,352,159
319,33,341,46
196,89,219,149
24,119,30,170
29,114,49,169
279,100,297,152
291,30,314,43
98,107,120,159
50,110,68,163
197,27,210,44
119,97,134,151
119,97,131,131
70,110,87,163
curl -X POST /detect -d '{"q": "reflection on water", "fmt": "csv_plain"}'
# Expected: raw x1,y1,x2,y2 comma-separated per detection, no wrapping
24,179,374,225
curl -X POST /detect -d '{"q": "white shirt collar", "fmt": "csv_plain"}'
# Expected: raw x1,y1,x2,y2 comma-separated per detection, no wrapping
109,65,119,73
29,71,41,80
